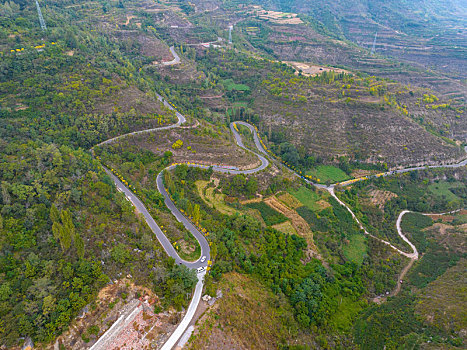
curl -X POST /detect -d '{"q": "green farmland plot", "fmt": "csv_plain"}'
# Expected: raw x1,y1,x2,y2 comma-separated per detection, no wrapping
306,165,351,183
288,186,324,211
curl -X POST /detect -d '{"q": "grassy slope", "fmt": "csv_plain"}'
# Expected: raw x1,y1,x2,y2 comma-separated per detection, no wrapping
188,272,298,349
244,201,288,226
272,220,298,235
416,258,467,342
306,165,351,183
343,234,367,265
288,186,326,211
428,181,464,203
195,180,239,216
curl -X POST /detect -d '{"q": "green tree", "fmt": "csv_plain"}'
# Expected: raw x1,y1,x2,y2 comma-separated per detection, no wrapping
193,204,200,223
61,209,75,238
74,232,85,259
42,295,56,316
51,209,75,252
1,181,10,205
0,282,12,301
50,204,60,223
187,201,193,217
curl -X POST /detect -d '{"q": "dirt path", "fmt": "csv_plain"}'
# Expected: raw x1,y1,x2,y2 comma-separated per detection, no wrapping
373,258,415,304
125,15,135,26
372,209,462,304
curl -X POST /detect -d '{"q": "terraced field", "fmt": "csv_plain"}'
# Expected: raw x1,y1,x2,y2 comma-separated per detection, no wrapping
195,180,239,216
288,186,330,211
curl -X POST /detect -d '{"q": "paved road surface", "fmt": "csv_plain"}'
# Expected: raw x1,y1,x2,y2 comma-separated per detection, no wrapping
95,93,185,148
96,117,272,349
163,46,181,66
161,272,205,350
105,168,209,267
94,92,466,348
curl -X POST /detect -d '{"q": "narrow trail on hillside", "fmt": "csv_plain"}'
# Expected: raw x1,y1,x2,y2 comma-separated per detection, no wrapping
373,209,463,303
91,90,466,347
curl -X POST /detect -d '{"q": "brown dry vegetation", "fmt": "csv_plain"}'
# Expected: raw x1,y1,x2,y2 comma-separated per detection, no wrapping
251,8,304,25
93,86,170,116
285,61,349,76
255,88,464,167
416,259,467,344
113,31,172,61
157,59,207,84
187,272,297,350
123,122,259,169
272,220,298,235
315,199,331,210
424,223,467,254
241,17,467,104
195,178,240,216
277,192,302,209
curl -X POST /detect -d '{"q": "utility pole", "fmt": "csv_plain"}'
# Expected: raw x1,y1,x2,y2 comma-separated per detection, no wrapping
35,0,47,31
371,32,377,55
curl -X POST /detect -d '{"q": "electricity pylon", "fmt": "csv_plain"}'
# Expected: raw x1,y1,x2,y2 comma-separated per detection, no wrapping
371,32,377,55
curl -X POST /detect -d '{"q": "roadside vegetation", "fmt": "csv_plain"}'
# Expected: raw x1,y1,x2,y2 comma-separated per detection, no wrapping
0,0,465,348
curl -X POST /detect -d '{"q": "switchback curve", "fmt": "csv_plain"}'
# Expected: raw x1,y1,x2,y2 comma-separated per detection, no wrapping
93,93,465,347
94,114,270,349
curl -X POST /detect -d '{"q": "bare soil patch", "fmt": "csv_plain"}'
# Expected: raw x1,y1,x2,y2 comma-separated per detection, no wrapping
240,197,263,204
284,61,349,76
315,199,331,210
250,7,303,25
45,278,180,350
124,15,136,26
428,209,467,223
351,169,378,178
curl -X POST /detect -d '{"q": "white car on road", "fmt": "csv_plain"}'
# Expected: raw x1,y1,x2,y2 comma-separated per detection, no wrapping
200,256,206,263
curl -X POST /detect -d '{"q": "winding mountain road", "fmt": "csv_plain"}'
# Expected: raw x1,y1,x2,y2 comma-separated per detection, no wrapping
163,46,181,66
95,113,269,348
94,91,466,347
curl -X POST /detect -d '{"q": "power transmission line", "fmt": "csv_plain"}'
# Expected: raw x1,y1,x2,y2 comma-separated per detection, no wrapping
371,32,377,55
35,0,47,31
228,25,233,44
